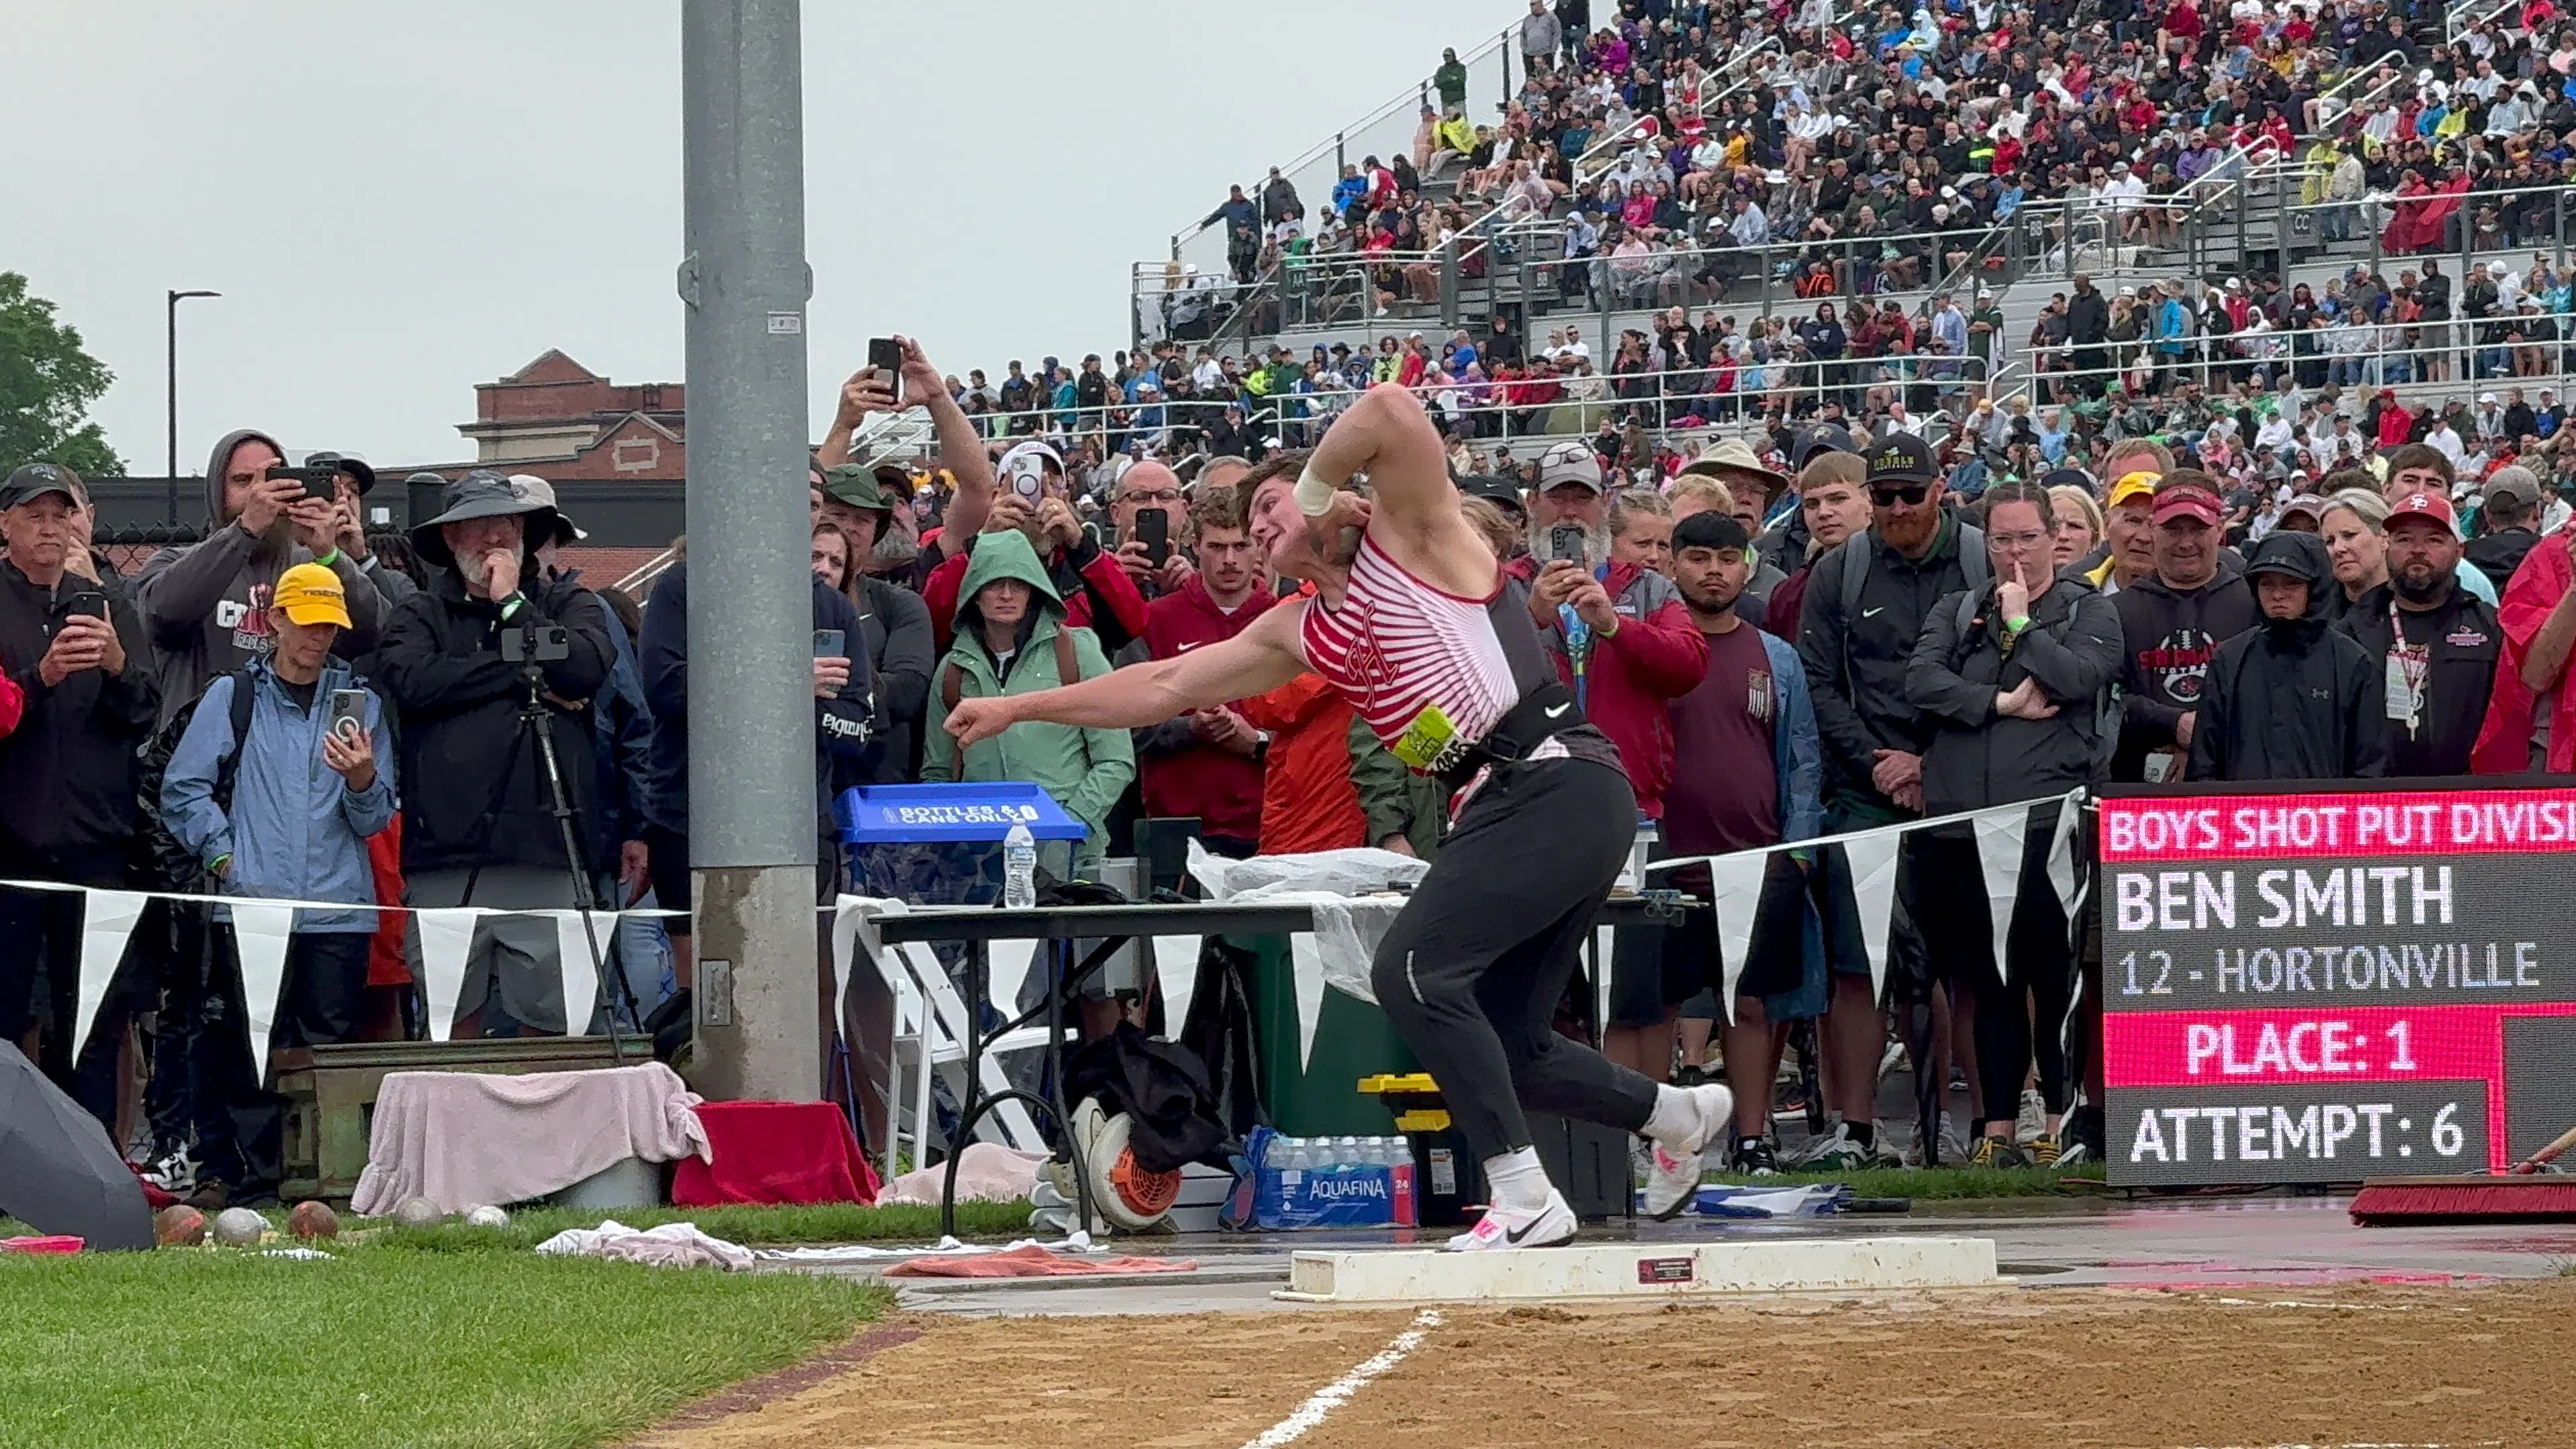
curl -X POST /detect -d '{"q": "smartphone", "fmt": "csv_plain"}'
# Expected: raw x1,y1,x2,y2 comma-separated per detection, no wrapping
866,337,904,405
62,590,107,621
1136,506,1171,568
1549,524,1588,566
812,628,847,659
327,689,369,747
266,464,341,502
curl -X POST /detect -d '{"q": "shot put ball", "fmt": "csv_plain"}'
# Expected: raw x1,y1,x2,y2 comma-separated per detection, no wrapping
154,1204,209,1247
464,1205,509,1229
287,1201,341,1240
391,1196,445,1229
211,1206,268,1246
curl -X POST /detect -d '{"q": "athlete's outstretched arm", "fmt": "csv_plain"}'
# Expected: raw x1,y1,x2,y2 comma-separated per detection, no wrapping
943,604,1309,751
1301,382,1455,536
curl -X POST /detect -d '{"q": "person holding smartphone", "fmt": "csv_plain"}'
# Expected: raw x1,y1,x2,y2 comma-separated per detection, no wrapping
161,564,395,1093
1903,481,2126,1171
0,463,158,1103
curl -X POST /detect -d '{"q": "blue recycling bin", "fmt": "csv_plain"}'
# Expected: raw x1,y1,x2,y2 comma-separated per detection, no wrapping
837,782,1089,908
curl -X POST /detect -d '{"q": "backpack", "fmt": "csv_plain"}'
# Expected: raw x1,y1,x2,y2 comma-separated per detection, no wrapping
1835,517,1990,646
940,628,1081,714
133,668,259,892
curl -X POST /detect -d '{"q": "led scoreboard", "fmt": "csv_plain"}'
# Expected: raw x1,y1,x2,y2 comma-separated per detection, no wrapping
2098,786,2576,1185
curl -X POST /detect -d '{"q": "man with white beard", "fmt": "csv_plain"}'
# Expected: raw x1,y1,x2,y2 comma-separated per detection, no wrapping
378,471,621,1040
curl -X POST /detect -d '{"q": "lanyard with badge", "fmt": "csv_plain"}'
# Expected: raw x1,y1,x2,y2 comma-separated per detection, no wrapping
2383,595,2429,741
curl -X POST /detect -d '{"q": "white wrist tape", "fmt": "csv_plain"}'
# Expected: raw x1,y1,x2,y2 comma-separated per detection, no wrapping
1294,463,1338,518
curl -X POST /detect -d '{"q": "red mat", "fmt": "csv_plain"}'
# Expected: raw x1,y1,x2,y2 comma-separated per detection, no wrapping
670,1100,883,1207
2,1236,84,1255
884,1244,1199,1279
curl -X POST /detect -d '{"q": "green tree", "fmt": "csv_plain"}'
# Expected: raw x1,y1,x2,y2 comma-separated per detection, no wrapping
0,272,124,477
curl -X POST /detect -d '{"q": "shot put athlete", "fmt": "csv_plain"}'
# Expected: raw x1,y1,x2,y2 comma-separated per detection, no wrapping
943,382,1731,1250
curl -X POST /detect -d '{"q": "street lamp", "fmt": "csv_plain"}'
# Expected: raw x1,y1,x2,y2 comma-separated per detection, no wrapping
166,288,221,525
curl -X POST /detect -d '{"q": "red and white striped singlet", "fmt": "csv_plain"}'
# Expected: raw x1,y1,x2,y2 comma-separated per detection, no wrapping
1300,535,1521,772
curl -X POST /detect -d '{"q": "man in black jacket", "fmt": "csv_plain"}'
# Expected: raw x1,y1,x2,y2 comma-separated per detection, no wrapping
2339,491,2502,778
378,472,619,1037
1794,433,1987,1169
2112,473,2260,781
0,464,156,1093
2188,531,2387,782
2068,273,2111,396
639,511,877,1115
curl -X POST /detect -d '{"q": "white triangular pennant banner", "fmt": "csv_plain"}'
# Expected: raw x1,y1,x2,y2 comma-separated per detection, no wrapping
1708,851,1772,1025
1841,830,1903,1001
74,890,148,1063
1152,936,1200,1036
551,911,604,1037
1594,926,1616,1040
2046,793,2086,928
415,908,480,1041
230,904,296,1081
1287,931,1326,1071
1972,808,2029,985
986,938,1036,1020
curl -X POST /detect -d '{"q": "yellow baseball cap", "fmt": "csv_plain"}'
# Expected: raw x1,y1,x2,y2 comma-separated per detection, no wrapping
2106,470,2161,508
273,563,352,629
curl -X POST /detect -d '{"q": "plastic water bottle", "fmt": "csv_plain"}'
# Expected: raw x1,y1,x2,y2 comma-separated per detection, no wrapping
1002,822,1037,910
1335,1136,1360,1172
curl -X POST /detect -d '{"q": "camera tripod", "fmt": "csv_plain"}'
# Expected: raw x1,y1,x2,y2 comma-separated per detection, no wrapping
453,623,641,1062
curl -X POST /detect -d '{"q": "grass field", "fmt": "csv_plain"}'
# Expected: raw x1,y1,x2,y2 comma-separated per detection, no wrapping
0,1244,886,1449
0,1199,1052,1449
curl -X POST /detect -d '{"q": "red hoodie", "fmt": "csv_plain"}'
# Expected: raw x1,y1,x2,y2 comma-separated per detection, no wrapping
1503,555,1709,818
922,531,1150,654
1140,574,1277,845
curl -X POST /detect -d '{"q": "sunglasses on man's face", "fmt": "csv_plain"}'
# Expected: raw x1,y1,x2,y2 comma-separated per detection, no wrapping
1872,484,1931,505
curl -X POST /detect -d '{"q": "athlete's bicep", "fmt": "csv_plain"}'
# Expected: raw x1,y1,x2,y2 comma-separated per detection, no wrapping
1321,383,1454,530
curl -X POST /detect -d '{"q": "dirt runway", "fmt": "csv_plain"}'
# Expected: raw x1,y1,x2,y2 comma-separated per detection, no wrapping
633,1277,2574,1449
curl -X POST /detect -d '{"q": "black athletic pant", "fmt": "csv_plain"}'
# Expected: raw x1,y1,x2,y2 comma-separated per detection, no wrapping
1913,806,2076,1127
1371,755,1658,1162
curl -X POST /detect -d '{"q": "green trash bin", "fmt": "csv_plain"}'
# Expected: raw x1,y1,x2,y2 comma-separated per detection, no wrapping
1230,933,1421,1138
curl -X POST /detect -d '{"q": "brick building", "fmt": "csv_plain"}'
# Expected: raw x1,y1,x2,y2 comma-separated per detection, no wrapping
452,350,688,480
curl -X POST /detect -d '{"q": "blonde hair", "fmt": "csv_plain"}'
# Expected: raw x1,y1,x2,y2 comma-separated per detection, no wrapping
2321,486,2389,532
1458,496,1521,561
1607,488,1669,537
1667,474,1731,515
2047,484,2104,549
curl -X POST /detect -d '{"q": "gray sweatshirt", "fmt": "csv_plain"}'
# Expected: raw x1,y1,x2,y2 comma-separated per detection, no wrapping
132,427,388,728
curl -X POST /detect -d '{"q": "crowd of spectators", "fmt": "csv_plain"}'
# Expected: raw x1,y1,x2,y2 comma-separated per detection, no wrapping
28,0,2576,1204
22,304,2576,1195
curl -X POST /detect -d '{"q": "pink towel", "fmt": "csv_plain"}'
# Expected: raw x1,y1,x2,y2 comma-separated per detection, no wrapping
351,1063,710,1216
884,1244,1199,1279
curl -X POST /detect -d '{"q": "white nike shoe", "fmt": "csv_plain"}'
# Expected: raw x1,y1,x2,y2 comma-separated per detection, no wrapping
1641,1082,1734,1220
1445,1189,1579,1251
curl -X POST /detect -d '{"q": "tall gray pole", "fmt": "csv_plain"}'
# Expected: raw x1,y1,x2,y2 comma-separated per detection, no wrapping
679,0,819,1102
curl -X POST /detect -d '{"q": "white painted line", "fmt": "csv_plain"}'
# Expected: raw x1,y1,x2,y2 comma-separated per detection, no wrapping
2211,1297,2429,1312
1236,1309,1441,1449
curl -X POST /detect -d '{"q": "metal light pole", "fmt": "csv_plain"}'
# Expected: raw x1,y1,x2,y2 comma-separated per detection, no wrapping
166,289,220,525
678,0,820,1102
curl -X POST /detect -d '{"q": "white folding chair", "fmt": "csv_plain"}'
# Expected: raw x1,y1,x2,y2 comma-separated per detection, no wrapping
873,940,1068,1186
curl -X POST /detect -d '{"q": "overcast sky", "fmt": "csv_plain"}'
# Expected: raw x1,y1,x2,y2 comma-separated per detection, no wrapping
5,1,1511,475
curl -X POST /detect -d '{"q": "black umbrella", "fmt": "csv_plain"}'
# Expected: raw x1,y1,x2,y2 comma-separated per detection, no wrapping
0,1041,153,1251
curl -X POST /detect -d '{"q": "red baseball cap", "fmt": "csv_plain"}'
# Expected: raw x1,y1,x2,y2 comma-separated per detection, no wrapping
2385,491,2458,531
2151,482,2222,526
